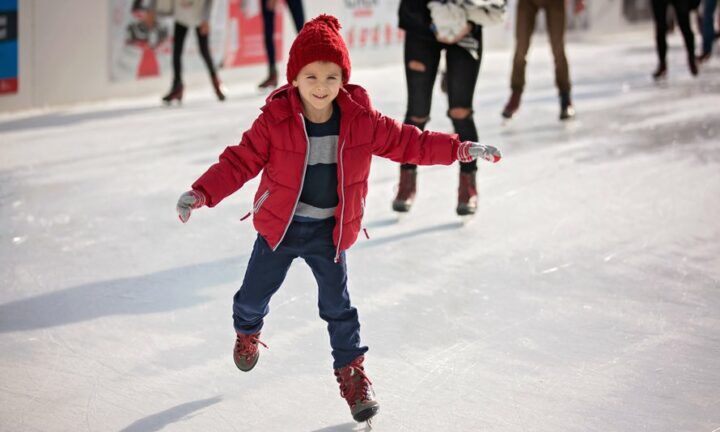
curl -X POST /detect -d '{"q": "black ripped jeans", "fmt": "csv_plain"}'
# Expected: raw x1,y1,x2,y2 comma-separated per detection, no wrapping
171,21,217,88
402,31,482,173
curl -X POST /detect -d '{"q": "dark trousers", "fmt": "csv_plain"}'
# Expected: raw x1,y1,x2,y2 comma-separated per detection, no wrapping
701,0,718,55
171,21,217,87
401,32,482,174
511,0,570,94
652,0,696,65
261,0,305,70
233,219,367,369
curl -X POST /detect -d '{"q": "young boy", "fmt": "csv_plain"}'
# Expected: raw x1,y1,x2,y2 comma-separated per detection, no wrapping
176,14,501,424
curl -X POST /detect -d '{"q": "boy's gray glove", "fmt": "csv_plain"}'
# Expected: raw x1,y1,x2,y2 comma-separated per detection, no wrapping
458,141,502,163
176,190,206,223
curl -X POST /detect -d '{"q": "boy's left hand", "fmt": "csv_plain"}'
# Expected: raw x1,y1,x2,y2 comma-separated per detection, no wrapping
458,142,502,163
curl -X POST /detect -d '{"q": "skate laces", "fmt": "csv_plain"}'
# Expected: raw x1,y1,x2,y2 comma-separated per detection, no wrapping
335,357,373,406
234,333,268,357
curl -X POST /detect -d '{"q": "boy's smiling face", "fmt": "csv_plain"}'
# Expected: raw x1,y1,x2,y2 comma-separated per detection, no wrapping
292,61,343,121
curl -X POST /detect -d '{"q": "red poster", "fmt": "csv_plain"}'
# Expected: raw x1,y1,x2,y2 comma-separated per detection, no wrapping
224,0,282,67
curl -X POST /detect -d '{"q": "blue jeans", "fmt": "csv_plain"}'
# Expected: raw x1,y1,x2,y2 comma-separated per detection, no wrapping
233,219,367,369
702,0,718,55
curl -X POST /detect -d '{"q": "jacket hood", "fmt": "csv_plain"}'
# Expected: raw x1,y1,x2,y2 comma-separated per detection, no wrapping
260,83,372,124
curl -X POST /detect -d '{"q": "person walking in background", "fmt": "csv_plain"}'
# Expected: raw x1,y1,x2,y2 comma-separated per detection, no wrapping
502,0,585,121
392,0,488,216
650,0,698,79
698,0,718,62
146,0,227,104
258,0,306,89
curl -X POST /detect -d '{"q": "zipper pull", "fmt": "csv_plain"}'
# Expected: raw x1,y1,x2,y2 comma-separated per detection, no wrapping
240,212,251,221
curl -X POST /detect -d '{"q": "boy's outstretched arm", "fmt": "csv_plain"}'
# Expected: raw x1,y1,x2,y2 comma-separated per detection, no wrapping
370,111,501,165
176,113,271,223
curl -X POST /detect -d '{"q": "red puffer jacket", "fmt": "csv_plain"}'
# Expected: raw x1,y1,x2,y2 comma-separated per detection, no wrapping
192,83,463,260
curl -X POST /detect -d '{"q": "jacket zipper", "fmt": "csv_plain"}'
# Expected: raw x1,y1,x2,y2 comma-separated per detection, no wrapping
272,113,310,251
361,197,369,239
253,190,270,213
240,189,270,221
335,139,346,262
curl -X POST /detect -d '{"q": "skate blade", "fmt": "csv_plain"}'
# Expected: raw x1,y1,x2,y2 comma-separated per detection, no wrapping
459,214,475,225
162,99,182,107
395,212,408,223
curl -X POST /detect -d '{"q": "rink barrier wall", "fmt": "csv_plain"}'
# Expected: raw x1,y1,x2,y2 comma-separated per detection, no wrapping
0,0,626,113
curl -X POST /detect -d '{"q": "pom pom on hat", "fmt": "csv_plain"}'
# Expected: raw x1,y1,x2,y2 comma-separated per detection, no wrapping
286,14,351,84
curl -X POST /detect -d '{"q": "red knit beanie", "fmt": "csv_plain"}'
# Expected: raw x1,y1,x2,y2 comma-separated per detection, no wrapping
286,14,351,85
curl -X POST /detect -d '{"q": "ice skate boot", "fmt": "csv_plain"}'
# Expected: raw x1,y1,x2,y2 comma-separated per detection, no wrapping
392,168,417,213
559,92,575,121
652,63,667,81
233,332,267,372
162,83,184,105
334,356,379,423
688,55,698,77
212,75,227,101
258,69,278,90
456,171,478,216
501,90,522,120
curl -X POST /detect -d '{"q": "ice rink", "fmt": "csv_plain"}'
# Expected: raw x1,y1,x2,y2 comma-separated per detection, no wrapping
2,28,720,431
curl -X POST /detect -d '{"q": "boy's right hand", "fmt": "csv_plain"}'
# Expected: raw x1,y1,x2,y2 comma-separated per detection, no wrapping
176,190,206,223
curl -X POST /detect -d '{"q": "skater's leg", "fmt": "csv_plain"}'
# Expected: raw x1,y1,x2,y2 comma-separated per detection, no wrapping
233,234,296,334
445,33,481,174
652,0,669,67
392,33,441,212
510,0,539,93
195,25,218,78
402,32,442,171
701,0,718,56
286,0,306,33
261,0,276,72
545,0,571,94
671,0,697,73
171,22,189,87
301,220,368,369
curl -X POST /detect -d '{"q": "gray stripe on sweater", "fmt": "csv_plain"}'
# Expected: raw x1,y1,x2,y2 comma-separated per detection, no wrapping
307,136,338,165
294,201,336,219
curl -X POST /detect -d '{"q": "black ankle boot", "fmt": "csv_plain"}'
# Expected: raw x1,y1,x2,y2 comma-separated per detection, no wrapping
559,92,575,121
162,82,184,105
652,63,667,81
258,68,278,89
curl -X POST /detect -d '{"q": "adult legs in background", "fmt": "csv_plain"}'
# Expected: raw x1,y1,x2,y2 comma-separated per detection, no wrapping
670,0,698,75
392,33,441,213
162,22,189,103
699,0,718,60
259,0,278,88
503,0,540,119
651,0,670,78
195,26,226,100
259,0,306,89
545,0,575,119
446,35,481,215
286,0,305,32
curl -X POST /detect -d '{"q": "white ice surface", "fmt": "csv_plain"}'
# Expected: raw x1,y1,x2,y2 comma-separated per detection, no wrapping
1,29,720,432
